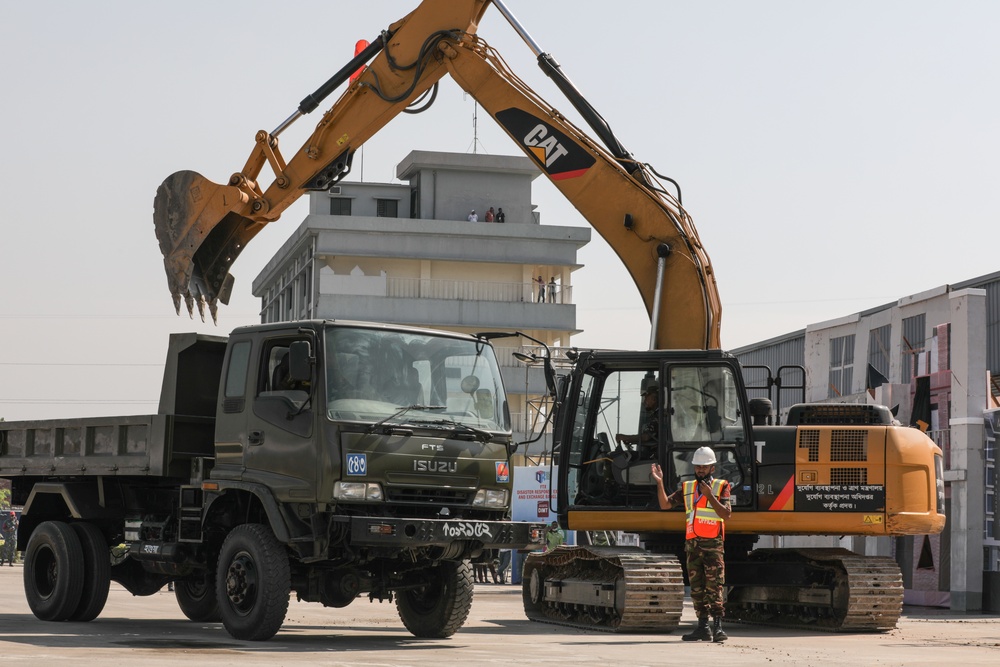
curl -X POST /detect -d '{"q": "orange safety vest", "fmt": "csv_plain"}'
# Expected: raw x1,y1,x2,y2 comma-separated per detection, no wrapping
683,478,728,539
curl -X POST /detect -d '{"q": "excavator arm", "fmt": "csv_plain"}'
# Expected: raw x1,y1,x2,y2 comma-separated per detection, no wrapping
153,0,721,350
440,32,721,350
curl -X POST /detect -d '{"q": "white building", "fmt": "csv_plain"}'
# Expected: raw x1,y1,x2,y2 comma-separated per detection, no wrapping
251,150,590,457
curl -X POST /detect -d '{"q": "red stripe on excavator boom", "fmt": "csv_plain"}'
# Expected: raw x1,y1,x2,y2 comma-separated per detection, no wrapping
550,168,590,181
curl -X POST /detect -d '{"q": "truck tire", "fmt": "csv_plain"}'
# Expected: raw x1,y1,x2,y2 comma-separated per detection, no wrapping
395,560,474,638
175,569,221,622
68,522,111,622
215,523,290,641
23,521,85,621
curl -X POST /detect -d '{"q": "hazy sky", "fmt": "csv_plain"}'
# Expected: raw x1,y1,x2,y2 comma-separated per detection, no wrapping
2,1,998,421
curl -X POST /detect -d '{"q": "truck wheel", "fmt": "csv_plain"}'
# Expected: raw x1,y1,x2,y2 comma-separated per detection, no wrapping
395,560,474,638
215,524,290,640
68,522,111,622
23,521,85,621
175,569,221,622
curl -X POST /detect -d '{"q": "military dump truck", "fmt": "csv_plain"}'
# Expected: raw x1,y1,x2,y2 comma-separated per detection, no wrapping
0,320,543,641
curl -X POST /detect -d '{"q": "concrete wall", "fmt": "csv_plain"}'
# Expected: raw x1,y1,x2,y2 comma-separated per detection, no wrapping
309,182,411,218
947,288,987,610
397,150,539,225
315,293,577,334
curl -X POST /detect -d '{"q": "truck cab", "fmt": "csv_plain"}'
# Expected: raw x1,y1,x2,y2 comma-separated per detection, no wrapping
209,320,515,523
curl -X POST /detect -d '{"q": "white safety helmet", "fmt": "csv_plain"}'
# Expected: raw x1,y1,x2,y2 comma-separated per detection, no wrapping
691,446,717,466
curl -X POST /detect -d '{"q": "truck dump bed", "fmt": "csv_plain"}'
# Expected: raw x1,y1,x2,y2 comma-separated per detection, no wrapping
0,333,227,479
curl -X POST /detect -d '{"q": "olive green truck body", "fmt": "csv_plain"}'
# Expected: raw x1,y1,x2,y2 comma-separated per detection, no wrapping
0,321,543,640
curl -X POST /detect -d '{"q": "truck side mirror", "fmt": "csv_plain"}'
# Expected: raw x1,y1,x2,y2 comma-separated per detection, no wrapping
288,340,312,383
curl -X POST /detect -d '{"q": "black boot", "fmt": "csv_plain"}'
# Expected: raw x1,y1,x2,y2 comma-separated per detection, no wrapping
712,617,728,642
682,616,714,641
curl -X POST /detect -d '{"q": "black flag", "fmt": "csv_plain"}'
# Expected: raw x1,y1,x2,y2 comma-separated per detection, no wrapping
866,363,889,399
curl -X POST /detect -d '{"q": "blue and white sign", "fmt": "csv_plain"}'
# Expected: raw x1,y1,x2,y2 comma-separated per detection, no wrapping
346,453,367,476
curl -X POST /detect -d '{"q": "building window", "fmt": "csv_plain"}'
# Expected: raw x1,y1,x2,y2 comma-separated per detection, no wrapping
901,314,925,381
376,198,398,218
867,324,890,378
828,334,855,398
330,197,352,216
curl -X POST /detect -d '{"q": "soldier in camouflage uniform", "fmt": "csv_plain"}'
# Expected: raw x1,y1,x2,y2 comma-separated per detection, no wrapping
652,447,732,642
1,511,18,566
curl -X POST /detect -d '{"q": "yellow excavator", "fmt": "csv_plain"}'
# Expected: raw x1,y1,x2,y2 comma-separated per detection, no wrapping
153,0,944,633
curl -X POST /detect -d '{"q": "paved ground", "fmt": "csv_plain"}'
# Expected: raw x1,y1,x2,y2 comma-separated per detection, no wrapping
0,563,997,666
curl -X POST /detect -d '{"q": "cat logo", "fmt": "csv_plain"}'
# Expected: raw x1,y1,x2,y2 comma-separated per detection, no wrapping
495,108,595,180
524,124,570,168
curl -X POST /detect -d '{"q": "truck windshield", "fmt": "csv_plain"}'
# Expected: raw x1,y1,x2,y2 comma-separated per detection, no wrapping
324,328,508,432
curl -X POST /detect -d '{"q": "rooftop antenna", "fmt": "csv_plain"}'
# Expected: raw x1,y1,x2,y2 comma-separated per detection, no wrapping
464,93,487,154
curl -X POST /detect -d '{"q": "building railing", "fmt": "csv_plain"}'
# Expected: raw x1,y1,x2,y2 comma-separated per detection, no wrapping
386,277,573,305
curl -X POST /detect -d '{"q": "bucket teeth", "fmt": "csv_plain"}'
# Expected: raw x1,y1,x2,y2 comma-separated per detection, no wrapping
154,170,258,325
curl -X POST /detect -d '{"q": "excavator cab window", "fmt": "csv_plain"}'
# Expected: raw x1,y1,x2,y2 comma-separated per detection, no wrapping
564,368,663,507
560,359,752,509
666,364,742,443
664,363,750,505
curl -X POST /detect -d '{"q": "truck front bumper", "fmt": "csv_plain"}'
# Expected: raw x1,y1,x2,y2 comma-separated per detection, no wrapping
350,516,546,550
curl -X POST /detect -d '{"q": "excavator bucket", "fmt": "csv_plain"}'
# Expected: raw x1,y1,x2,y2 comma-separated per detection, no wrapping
153,170,258,323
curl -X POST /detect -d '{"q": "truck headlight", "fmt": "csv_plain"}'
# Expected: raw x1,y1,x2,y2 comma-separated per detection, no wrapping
472,488,508,508
334,481,383,501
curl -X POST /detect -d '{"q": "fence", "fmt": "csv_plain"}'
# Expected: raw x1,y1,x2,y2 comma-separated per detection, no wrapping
386,278,573,305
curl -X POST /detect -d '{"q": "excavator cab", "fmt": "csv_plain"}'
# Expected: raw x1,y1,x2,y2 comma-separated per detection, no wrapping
557,349,754,511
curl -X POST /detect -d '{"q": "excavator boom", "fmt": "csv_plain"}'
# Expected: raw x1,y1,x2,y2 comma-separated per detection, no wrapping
152,0,721,349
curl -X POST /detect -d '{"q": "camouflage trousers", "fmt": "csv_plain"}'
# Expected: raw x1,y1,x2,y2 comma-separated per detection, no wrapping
685,537,725,618
0,538,15,564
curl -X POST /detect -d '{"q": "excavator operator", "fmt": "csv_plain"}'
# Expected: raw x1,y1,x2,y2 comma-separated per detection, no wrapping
615,384,659,458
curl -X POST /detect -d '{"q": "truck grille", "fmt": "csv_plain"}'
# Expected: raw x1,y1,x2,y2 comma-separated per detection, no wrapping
385,487,472,504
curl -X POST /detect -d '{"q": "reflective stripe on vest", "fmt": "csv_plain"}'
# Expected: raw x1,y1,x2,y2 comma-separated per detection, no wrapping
683,479,727,539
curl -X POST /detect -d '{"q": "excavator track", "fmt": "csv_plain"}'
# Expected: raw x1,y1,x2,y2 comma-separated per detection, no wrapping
726,547,903,632
521,545,684,633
